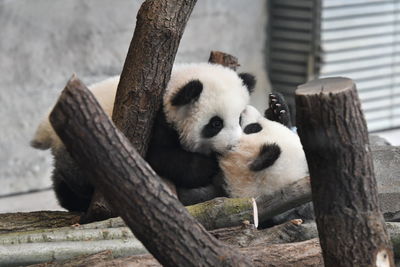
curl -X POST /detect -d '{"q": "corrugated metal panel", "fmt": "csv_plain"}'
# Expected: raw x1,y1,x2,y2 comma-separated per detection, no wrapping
268,0,320,120
319,0,400,131
269,0,400,131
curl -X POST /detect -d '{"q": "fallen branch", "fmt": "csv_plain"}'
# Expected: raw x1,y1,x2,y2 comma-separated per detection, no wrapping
187,197,257,229
29,250,114,267
28,239,324,267
256,176,311,222
0,196,256,234
0,211,80,234
8,220,400,266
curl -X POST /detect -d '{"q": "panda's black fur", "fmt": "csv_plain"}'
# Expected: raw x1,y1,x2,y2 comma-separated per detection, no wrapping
31,63,255,212
178,93,297,205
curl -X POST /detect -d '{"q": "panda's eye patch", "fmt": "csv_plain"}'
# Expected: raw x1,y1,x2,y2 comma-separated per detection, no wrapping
244,123,262,134
202,116,224,138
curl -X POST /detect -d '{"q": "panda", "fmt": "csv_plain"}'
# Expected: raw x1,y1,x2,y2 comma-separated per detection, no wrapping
177,93,304,205
219,103,309,198
31,63,256,212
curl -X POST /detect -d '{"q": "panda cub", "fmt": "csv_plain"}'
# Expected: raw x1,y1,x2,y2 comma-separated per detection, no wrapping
219,103,309,198
31,63,255,212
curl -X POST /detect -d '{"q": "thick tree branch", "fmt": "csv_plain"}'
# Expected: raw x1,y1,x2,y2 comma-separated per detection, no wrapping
112,0,197,156
84,0,198,224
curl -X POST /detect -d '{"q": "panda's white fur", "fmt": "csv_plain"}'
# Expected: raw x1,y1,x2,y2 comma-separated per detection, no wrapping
31,63,254,211
32,63,249,155
219,105,309,198
164,63,249,154
31,76,120,151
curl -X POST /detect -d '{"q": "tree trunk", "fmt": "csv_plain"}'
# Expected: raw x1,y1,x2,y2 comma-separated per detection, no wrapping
81,0,198,223
296,77,394,267
112,0,197,157
49,77,251,266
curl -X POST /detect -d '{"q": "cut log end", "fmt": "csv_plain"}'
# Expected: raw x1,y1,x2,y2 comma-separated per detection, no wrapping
208,51,240,70
296,77,354,95
251,197,258,228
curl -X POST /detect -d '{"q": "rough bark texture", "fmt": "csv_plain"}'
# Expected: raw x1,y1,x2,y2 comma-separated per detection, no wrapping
49,77,251,266
6,218,400,266
187,197,257,230
82,0,197,223
0,211,80,234
27,240,324,267
112,0,197,156
29,250,115,267
208,51,240,70
0,197,255,233
296,77,394,267
256,176,311,222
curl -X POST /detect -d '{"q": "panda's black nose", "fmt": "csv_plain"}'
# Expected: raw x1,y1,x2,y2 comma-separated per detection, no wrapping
226,145,234,151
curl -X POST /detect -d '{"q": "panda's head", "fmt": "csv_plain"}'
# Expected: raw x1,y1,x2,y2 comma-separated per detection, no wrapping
164,63,256,155
219,105,309,198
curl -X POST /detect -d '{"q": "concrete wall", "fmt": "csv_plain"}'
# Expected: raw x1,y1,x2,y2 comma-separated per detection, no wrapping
0,0,270,196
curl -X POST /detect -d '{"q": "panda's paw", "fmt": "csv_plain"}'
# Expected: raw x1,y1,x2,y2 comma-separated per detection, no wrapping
265,93,292,128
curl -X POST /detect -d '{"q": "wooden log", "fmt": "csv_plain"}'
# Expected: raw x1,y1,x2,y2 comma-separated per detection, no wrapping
296,77,395,267
0,197,256,234
49,77,251,266
29,250,114,267
256,176,311,223
7,220,400,266
0,211,80,234
112,0,197,156
208,51,240,70
35,239,324,267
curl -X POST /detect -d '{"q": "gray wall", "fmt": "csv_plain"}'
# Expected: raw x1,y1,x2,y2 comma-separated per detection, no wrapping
0,0,270,196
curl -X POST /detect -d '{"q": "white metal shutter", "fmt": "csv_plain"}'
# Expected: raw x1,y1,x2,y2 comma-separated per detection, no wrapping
269,0,400,131
268,0,321,120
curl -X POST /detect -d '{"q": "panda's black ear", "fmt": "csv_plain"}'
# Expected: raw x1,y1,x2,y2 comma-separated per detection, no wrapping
171,80,203,106
249,143,281,172
239,73,256,93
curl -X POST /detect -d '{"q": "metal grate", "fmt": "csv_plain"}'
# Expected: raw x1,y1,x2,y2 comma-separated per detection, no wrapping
269,0,400,131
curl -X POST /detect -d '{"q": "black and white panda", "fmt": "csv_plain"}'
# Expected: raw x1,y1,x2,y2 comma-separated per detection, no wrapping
31,63,256,211
219,104,309,198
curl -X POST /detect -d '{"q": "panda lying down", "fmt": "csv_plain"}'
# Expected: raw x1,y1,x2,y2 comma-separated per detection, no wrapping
31,62,308,211
31,63,256,211
178,95,309,205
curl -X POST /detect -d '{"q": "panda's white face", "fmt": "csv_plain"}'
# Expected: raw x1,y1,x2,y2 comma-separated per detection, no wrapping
220,105,309,198
164,63,253,155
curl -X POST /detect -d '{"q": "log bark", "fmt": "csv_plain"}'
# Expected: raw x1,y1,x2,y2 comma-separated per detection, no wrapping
296,77,395,267
0,197,256,233
0,211,80,234
208,51,240,70
187,197,257,230
256,176,311,223
44,239,324,267
49,77,251,266
7,220,400,266
29,250,114,267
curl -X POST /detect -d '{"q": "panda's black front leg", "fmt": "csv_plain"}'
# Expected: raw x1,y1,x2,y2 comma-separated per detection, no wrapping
264,92,292,128
146,147,219,189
